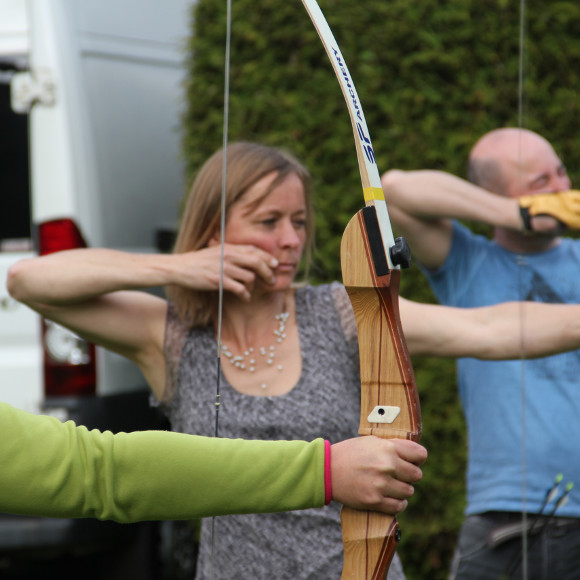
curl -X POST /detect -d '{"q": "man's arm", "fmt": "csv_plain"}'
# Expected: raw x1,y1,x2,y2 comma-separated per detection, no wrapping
381,170,522,269
401,297,580,360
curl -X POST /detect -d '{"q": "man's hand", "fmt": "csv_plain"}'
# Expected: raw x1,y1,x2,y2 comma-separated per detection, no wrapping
518,191,580,232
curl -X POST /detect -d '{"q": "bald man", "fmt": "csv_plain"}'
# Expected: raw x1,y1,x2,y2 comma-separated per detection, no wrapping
382,128,580,580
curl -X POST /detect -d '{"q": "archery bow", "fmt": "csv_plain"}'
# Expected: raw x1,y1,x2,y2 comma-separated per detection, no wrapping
300,1,422,578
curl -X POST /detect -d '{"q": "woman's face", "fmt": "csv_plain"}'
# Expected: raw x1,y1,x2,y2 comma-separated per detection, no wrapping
224,171,307,290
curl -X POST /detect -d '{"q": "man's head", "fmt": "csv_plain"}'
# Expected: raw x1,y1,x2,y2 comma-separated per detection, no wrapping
467,128,571,199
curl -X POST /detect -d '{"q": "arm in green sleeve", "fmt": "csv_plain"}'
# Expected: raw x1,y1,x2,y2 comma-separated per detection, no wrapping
0,403,325,522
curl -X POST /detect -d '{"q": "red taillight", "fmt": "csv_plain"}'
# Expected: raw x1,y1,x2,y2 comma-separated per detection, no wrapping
42,338,97,396
38,218,87,256
38,218,97,396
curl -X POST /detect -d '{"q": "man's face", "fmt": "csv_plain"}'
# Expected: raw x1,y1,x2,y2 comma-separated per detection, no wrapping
501,134,571,199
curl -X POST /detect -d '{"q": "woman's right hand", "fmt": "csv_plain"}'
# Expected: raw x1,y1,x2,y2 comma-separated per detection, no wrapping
175,243,279,301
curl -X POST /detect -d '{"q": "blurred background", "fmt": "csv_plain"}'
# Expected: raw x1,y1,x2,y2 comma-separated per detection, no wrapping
2,0,579,578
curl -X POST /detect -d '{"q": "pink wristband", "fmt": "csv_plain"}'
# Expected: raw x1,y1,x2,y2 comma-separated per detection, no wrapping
324,440,332,505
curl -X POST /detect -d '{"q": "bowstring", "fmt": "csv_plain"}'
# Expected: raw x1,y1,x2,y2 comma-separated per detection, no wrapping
210,0,232,577
215,0,232,439
517,0,528,576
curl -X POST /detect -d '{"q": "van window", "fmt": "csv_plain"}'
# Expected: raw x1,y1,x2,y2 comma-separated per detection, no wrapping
0,66,31,251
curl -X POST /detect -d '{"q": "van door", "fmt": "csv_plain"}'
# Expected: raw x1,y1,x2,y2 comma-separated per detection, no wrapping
0,62,43,413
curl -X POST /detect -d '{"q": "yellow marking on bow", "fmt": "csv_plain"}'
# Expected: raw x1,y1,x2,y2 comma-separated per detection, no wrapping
363,186,385,202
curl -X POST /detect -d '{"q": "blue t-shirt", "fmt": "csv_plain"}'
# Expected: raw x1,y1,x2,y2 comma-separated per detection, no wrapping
424,221,580,517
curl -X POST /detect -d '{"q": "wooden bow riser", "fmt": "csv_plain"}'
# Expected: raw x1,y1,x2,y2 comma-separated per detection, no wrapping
341,210,421,441
340,208,422,580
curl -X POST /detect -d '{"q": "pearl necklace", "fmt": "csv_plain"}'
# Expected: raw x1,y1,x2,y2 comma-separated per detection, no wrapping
220,310,290,390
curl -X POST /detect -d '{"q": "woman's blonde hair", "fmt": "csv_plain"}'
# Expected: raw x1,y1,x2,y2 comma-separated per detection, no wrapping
167,142,314,327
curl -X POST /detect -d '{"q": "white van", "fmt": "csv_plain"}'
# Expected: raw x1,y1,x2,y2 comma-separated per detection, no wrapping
0,0,191,573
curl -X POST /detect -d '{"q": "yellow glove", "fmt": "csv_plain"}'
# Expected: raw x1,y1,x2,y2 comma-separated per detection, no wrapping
518,191,580,231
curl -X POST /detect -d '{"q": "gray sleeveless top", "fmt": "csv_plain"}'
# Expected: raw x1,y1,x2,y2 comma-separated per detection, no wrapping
159,282,405,580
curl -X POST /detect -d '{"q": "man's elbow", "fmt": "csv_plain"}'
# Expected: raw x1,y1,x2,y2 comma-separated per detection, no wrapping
381,169,407,195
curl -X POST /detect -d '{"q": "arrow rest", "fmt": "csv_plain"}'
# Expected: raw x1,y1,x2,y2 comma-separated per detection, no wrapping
390,238,412,269
361,206,412,274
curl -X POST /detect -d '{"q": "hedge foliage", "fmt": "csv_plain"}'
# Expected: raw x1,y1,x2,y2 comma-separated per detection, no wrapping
180,1,580,578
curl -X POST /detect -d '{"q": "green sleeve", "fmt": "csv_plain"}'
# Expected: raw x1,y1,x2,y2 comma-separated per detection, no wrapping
0,403,326,522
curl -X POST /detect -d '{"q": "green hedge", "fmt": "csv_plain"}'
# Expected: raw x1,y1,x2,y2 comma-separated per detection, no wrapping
181,1,580,577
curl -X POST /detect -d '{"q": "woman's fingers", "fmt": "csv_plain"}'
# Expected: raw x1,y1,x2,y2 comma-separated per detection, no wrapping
175,244,279,298
222,245,278,284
